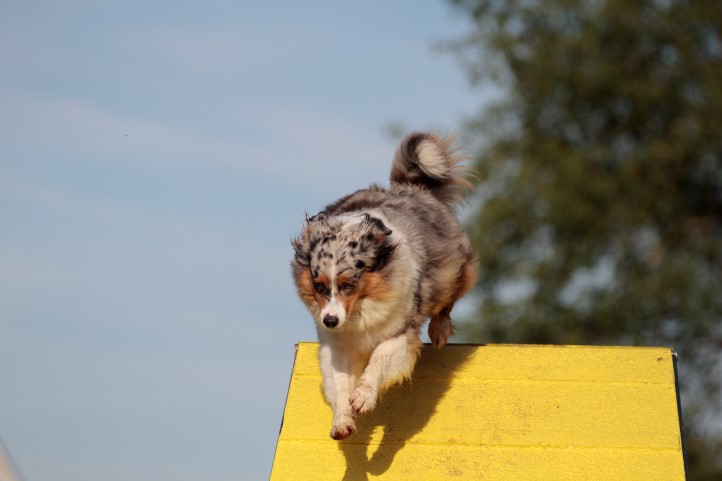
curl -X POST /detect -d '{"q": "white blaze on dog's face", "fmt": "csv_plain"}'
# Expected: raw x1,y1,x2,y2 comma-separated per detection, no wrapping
292,213,397,331
311,270,354,329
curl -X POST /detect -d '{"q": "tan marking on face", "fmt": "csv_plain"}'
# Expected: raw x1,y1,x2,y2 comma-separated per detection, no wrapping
358,272,392,301
316,272,331,290
295,268,316,306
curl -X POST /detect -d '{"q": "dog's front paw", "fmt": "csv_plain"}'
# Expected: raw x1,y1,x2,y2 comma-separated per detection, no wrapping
330,416,357,440
350,381,378,415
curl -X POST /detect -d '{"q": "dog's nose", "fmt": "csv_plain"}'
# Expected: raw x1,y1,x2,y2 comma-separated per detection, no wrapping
323,315,339,328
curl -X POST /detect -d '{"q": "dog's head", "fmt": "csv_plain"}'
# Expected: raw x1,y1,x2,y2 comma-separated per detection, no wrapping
291,213,397,330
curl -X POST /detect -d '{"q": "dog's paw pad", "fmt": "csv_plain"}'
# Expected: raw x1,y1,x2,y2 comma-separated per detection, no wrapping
428,316,453,349
330,418,356,440
350,382,377,415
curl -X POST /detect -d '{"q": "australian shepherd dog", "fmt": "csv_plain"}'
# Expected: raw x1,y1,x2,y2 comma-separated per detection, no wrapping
291,132,478,440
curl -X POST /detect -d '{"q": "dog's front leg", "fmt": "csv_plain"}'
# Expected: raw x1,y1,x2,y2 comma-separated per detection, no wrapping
318,343,358,440
350,330,422,415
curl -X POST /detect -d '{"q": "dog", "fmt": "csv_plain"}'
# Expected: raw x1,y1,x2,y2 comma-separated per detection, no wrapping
290,132,478,440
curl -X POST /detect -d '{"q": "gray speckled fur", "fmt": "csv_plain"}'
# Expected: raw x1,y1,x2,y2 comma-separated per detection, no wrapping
290,132,478,440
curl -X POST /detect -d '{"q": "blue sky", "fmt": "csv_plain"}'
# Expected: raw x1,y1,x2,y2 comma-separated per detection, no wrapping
0,1,487,480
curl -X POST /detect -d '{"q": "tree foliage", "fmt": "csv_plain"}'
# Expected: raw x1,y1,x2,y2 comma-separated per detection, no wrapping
446,0,722,478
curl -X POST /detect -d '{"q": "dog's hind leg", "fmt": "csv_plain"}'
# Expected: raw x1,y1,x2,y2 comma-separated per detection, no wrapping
428,305,454,349
350,329,422,415
428,254,478,348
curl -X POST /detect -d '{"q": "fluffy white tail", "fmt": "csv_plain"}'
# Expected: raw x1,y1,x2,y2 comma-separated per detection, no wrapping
390,132,474,208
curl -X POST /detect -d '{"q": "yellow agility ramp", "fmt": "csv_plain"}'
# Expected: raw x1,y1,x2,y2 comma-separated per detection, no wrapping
270,343,687,480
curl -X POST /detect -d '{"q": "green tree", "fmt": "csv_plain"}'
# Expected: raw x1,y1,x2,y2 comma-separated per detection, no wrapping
445,0,722,478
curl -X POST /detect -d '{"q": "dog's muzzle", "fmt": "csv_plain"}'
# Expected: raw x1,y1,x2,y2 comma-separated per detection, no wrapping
323,314,339,328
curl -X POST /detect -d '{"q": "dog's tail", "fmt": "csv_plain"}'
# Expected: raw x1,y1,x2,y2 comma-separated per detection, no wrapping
390,132,474,208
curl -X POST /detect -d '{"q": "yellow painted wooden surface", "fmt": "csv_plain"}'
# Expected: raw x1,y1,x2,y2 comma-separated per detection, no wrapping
270,343,686,480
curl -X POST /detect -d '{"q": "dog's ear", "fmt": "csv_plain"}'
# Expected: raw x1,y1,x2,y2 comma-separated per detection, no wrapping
358,215,396,271
291,234,311,268
306,211,328,224
291,212,334,268
360,213,392,238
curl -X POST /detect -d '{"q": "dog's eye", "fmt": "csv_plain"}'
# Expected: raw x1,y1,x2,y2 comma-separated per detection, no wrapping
338,282,356,294
313,281,329,296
